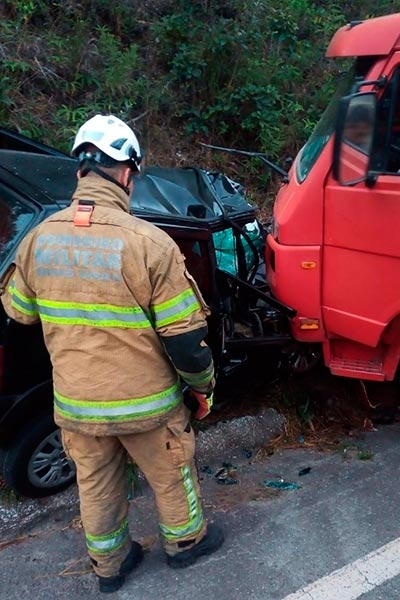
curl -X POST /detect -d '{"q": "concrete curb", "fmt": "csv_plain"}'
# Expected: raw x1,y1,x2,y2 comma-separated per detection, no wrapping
195,407,285,464
0,408,284,538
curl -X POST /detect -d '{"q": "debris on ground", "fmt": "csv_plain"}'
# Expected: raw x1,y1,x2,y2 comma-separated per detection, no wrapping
66,516,83,530
1,364,397,513
200,462,239,485
0,533,38,551
215,466,239,485
263,480,301,491
363,418,378,432
200,465,213,475
58,558,91,577
298,467,311,476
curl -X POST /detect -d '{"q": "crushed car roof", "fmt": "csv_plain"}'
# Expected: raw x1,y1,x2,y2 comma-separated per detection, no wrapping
0,150,255,223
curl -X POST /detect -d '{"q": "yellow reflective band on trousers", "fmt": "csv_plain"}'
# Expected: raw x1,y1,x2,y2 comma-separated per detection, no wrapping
54,382,182,423
8,282,38,317
159,465,204,540
151,289,200,328
86,518,129,555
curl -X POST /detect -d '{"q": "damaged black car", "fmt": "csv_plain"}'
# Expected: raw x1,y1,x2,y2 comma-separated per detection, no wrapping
0,129,293,497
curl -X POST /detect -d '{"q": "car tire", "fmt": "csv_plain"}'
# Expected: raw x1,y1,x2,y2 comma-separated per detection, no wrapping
0,412,76,498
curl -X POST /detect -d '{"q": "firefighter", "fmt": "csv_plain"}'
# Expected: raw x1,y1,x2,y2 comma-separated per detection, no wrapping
0,114,224,593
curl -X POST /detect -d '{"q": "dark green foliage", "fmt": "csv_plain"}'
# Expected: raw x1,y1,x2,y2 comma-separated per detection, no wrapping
0,1,151,148
0,0,399,174
151,0,397,158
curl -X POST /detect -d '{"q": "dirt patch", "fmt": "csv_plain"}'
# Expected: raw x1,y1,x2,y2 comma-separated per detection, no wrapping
206,363,400,456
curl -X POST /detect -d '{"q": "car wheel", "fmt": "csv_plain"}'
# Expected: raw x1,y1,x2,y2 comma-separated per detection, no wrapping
0,412,76,498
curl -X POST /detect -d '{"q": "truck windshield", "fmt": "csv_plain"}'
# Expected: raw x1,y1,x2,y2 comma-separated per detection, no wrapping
297,70,355,182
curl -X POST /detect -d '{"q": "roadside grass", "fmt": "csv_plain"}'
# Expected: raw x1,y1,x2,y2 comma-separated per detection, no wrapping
0,474,19,503
209,363,400,459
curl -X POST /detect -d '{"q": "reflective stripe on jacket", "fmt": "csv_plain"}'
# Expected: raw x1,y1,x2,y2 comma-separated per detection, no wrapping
1,176,213,435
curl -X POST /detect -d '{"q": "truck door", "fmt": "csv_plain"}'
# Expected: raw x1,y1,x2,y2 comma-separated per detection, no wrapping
322,64,400,377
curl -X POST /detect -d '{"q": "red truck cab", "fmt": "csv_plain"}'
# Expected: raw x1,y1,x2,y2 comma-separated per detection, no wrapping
267,13,400,381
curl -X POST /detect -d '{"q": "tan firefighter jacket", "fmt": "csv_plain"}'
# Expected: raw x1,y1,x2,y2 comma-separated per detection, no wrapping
1,176,214,435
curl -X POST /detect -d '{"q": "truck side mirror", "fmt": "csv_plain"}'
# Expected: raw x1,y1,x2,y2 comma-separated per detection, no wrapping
333,92,376,185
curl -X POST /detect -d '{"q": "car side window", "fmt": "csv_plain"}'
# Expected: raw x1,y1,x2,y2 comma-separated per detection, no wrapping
0,186,37,266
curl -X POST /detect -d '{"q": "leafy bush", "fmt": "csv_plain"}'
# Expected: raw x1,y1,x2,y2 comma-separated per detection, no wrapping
0,2,151,149
0,0,398,190
151,0,395,160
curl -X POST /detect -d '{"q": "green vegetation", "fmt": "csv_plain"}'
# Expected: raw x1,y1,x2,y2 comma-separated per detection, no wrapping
336,441,375,461
1,0,399,193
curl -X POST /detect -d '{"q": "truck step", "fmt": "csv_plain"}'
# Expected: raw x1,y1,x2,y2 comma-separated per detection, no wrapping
330,357,385,381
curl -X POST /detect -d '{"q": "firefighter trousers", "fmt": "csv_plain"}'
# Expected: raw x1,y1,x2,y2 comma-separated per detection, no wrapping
61,403,207,578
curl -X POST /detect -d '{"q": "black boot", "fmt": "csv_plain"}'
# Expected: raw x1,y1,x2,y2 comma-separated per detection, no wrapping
97,541,143,593
166,523,224,569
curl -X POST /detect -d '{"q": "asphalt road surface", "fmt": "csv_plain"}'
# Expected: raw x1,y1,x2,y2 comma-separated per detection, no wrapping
1,420,400,600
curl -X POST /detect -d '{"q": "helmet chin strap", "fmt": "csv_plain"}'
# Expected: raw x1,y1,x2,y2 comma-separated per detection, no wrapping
81,161,131,195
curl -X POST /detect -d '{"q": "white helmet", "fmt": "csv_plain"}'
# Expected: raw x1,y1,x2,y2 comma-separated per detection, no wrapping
71,114,142,171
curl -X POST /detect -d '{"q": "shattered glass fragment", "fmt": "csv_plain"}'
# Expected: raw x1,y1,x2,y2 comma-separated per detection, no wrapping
263,480,301,490
200,465,213,474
